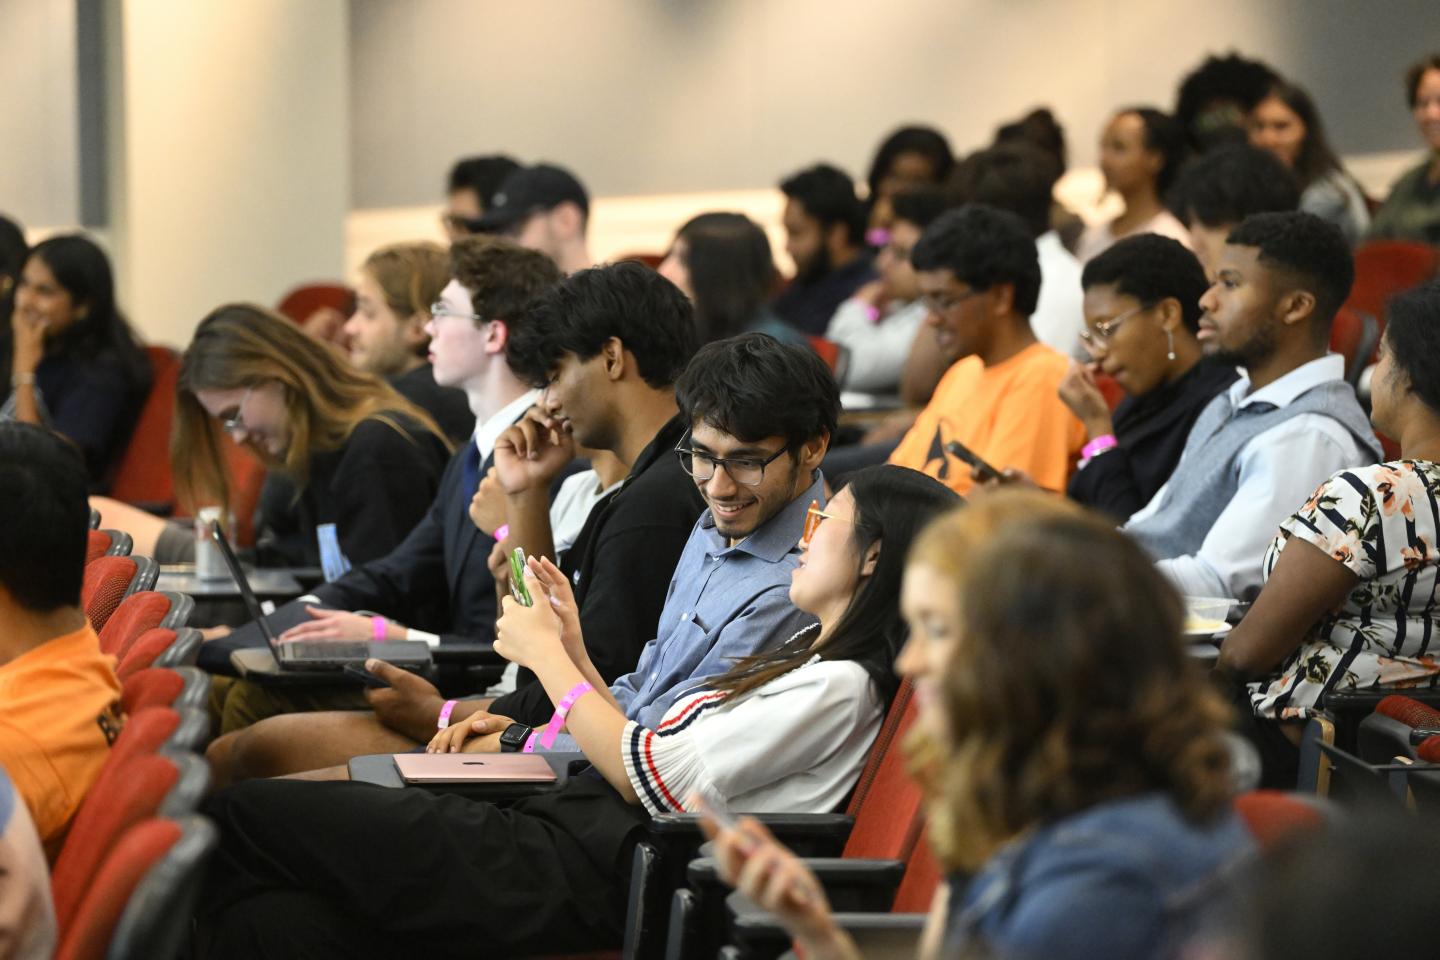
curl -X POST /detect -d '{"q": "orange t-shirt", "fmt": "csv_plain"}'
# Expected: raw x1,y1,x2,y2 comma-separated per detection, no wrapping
889,342,1086,496
0,625,122,858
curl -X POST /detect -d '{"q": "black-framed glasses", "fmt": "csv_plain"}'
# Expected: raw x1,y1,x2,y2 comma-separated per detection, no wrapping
674,437,788,487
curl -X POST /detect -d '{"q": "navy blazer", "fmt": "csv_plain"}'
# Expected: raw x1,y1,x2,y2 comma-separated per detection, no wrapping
312,442,498,645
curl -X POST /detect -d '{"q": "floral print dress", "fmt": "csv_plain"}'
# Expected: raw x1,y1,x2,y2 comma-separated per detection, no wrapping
1251,460,1440,720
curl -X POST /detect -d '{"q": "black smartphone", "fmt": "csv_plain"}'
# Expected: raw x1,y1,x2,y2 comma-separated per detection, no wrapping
342,663,391,689
944,440,1001,482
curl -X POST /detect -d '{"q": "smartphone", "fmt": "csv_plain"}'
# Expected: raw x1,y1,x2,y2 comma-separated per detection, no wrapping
508,547,533,607
944,440,1001,482
342,663,391,689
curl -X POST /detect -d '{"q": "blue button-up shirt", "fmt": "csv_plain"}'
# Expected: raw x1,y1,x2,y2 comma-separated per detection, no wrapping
544,474,824,751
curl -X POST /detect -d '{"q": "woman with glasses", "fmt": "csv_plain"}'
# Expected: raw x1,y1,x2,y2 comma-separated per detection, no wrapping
195,465,959,957
1059,235,1237,522
709,491,1250,960
1,233,151,491
160,303,450,570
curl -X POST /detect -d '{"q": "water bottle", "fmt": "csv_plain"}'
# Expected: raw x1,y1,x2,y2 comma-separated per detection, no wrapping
194,506,227,580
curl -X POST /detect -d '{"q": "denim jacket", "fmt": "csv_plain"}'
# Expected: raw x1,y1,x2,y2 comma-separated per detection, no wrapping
946,793,1254,960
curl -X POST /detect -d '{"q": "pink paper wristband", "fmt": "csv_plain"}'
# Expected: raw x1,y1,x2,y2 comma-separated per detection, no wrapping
371,616,387,642
493,523,510,542
1081,434,1118,463
524,681,594,753
437,699,459,730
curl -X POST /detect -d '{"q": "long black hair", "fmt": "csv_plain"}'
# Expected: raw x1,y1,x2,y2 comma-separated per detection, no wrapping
670,213,778,344
708,465,961,703
1260,80,1351,193
1,234,149,387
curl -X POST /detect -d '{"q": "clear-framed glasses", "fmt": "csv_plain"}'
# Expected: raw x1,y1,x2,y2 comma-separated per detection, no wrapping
429,301,486,324
219,386,254,437
1078,303,1149,350
674,436,788,487
919,286,984,315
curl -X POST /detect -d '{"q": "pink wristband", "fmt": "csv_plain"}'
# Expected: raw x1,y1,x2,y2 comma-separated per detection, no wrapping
371,616,387,642
521,730,540,754
1080,434,1118,463
531,681,594,752
493,523,510,542
437,699,459,730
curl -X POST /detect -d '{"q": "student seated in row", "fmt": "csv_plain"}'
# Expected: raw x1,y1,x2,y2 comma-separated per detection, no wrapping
1123,211,1381,601
0,423,123,860
710,492,1251,960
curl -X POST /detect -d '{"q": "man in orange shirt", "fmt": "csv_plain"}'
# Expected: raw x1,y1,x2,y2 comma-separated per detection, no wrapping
0,423,122,859
889,204,1085,495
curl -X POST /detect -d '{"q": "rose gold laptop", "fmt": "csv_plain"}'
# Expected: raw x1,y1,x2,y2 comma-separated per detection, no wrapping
391,753,558,784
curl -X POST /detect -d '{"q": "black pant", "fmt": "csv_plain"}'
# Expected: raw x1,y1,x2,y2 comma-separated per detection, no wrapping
197,776,646,958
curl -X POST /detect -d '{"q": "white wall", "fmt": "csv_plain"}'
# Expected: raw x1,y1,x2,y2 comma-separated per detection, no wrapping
350,0,1440,207
0,0,80,227
108,0,350,347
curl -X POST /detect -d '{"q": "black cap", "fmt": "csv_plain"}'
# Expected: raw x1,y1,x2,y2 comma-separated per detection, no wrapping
475,163,589,234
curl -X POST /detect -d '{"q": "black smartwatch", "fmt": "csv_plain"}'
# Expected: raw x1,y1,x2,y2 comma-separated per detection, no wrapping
499,722,533,753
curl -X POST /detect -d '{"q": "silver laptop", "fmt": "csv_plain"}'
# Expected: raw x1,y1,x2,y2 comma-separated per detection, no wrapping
210,521,432,672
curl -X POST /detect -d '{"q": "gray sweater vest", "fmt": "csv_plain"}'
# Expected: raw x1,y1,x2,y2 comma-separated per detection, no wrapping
1125,378,1381,561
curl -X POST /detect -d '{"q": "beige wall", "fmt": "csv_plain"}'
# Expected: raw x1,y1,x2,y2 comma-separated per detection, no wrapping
0,0,79,227
350,0,1440,208
107,0,350,348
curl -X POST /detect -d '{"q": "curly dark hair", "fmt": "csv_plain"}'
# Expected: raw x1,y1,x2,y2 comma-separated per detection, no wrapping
1174,52,1279,151
1171,144,1300,229
780,163,867,246
911,205,1041,316
447,234,564,332
505,260,698,389
1227,211,1354,336
1082,234,1210,334
911,492,1234,871
1118,106,1189,197
676,332,839,451
946,143,1057,239
865,125,955,199
1380,280,1440,415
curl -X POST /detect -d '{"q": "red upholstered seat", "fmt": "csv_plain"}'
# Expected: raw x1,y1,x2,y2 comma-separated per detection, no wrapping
55,816,215,960
50,753,184,932
1345,241,1439,350
81,557,139,632
86,530,111,563
116,628,179,680
55,818,184,960
120,669,184,715
109,347,181,506
842,686,923,861
1327,306,1378,386
1233,790,1327,852
1375,694,1440,730
891,822,941,912
98,592,176,656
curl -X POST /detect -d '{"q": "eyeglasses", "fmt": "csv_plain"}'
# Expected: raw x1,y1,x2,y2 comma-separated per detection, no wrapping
674,437,788,487
920,286,984,315
219,387,254,437
429,301,486,323
1078,303,1149,349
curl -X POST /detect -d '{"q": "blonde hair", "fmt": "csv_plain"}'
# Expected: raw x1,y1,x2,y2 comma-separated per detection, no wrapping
171,303,450,510
906,491,1233,872
362,241,449,345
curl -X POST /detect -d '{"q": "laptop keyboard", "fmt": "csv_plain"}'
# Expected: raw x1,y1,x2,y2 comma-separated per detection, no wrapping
285,641,371,663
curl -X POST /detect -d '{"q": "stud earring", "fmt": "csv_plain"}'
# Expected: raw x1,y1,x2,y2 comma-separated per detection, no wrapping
1166,328,1176,361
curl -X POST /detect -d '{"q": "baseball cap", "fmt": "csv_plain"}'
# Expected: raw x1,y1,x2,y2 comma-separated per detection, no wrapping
474,163,590,234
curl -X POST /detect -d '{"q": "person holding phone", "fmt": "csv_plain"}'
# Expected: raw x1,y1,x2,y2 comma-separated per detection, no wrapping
195,466,958,957
706,492,1250,960
886,205,1086,496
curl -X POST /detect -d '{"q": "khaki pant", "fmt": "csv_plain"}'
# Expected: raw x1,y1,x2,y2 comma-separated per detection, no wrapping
209,676,369,736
